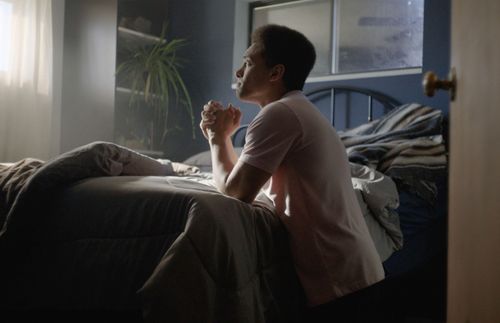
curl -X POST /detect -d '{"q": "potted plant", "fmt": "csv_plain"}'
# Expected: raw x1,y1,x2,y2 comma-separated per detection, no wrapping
116,24,195,152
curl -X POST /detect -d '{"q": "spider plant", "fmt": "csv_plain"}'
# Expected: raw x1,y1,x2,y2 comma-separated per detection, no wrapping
116,25,195,150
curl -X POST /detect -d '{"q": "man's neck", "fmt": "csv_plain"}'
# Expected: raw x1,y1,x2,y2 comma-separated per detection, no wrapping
258,87,289,108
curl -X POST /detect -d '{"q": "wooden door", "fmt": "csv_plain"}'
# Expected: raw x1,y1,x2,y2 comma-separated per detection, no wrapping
447,0,500,322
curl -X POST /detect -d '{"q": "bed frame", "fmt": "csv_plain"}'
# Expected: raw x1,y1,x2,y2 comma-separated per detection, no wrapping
232,85,401,146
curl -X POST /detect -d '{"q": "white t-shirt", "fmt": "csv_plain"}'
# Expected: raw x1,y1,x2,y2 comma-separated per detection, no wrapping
239,91,384,306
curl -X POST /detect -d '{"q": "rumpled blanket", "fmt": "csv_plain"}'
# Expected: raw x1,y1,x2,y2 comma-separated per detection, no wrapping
0,158,44,228
0,141,173,239
0,142,302,322
340,103,448,203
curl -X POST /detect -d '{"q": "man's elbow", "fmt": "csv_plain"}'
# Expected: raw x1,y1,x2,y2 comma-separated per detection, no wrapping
224,186,255,204
235,194,255,204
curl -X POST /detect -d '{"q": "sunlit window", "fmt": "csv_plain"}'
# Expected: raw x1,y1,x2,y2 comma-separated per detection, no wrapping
334,0,424,74
247,0,424,79
0,0,13,72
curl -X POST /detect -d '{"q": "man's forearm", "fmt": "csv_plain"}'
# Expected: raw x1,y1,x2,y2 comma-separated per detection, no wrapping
209,135,239,194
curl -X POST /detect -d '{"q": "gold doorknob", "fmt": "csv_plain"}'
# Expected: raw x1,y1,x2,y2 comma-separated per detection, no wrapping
422,68,456,101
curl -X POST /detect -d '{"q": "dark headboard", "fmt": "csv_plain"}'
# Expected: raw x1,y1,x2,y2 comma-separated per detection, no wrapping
232,86,401,147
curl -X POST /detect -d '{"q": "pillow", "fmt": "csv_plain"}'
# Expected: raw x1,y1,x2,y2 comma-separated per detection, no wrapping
182,148,244,172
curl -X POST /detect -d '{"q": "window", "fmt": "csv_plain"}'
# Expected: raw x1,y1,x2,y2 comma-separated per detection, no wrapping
234,0,424,82
0,0,13,72
252,0,333,77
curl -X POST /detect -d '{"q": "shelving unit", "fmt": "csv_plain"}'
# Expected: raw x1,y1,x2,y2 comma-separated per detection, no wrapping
114,18,165,157
117,26,165,47
113,0,193,160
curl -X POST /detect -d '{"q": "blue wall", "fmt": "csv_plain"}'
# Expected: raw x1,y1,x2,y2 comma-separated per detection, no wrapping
167,0,450,160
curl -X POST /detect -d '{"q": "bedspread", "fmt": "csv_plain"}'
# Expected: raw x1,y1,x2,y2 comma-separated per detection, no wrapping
0,142,302,321
138,178,302,323
0,141,173,239
0,158,44,227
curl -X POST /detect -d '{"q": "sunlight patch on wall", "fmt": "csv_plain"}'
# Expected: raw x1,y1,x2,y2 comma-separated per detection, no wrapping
0,1,13,72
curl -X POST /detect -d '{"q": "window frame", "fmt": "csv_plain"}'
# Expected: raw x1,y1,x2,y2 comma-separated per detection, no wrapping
232,0,423,86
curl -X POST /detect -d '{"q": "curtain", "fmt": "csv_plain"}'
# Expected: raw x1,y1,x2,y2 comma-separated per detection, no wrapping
0,0,53,162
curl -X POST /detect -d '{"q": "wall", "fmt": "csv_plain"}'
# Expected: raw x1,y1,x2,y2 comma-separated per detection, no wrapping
51,0,65,158
60,0,117,153
167,0,245,160
168,0,451,159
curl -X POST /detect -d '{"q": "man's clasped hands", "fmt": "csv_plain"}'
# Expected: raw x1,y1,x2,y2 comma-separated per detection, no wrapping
199,101,242,141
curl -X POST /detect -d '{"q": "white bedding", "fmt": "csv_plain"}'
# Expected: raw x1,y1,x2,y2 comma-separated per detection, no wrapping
350,163,402,261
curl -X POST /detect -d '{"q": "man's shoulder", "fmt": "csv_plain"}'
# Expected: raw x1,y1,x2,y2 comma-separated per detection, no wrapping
260,100,294,117
279,91,315,110
249,97,302,132
279,90,307,103
263,92,308,112
254,91,313,128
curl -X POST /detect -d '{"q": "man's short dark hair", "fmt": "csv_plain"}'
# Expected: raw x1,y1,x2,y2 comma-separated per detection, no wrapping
251,24,316,91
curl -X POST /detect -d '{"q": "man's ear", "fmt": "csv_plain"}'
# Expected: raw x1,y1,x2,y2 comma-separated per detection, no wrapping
269,64,285,82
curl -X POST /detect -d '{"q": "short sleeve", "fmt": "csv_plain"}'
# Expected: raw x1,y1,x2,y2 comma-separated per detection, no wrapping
239,102,301,174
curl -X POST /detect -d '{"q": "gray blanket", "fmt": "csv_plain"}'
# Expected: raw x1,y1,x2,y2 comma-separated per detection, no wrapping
0,141,173,239
0,142,302,322
138,177,301,323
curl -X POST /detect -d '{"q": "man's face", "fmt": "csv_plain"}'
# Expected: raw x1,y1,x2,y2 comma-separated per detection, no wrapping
234,42,272,105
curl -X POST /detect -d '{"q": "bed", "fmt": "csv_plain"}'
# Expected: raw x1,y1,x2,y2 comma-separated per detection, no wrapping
0,86,448,323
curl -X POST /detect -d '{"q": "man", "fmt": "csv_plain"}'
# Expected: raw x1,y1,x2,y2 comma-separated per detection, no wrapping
200,24,384,315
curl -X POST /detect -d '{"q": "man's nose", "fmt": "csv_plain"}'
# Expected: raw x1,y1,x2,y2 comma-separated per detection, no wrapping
235,68,243,78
